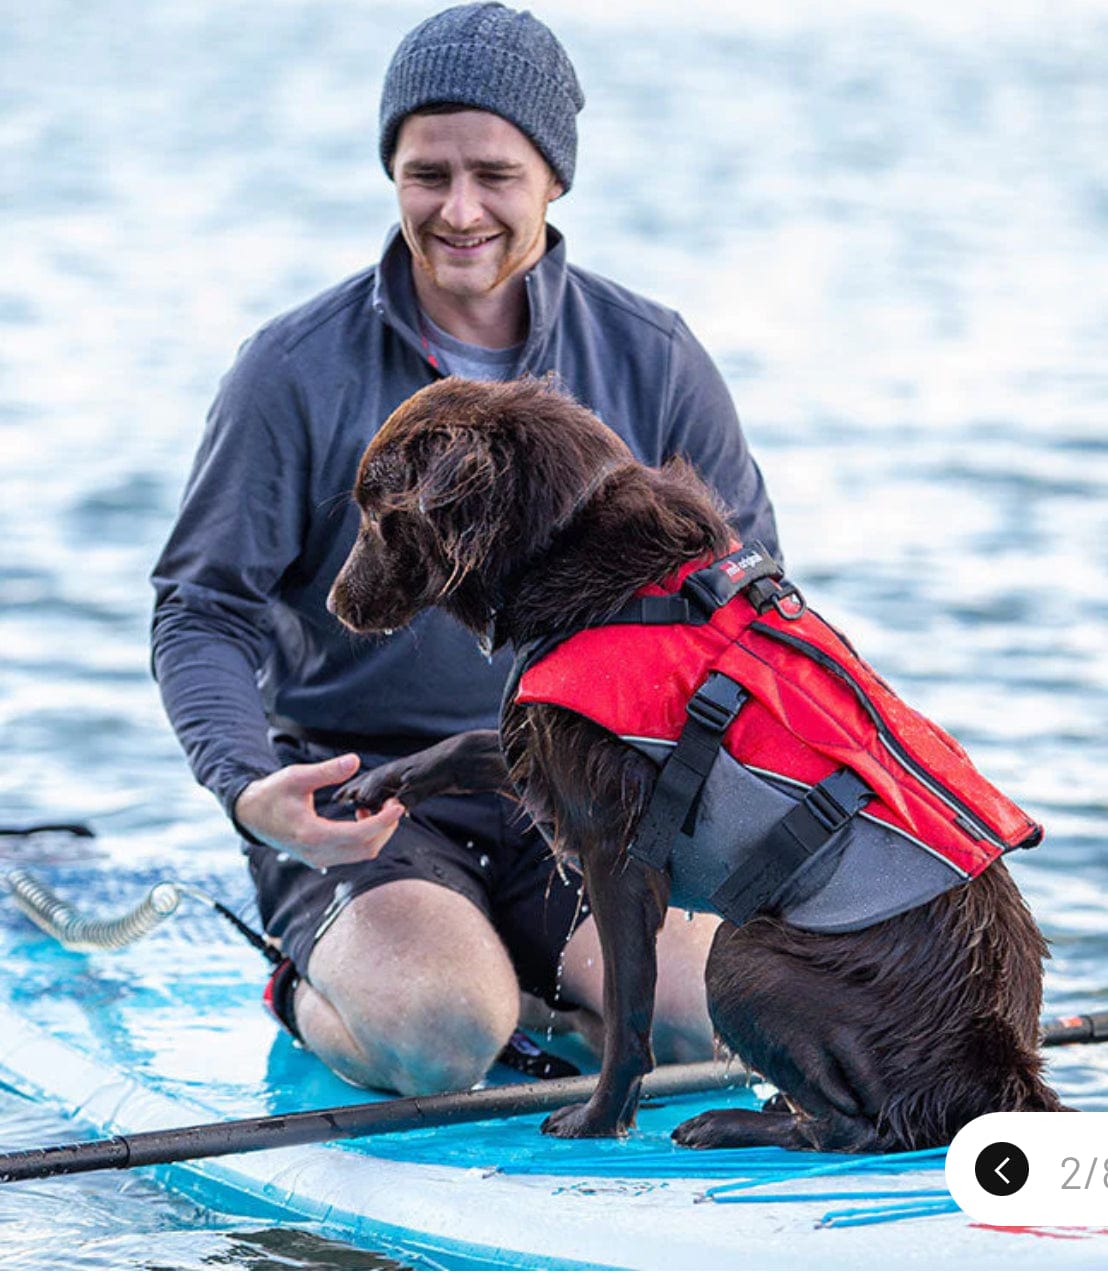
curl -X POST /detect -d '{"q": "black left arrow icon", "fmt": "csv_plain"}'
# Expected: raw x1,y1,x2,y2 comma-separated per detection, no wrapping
974,1141,1029,1196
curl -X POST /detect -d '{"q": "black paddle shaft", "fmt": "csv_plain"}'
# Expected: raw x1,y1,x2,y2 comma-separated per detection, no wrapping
3,1014,1105,1186
0,1060,734,1184
1041,1010,1108,1046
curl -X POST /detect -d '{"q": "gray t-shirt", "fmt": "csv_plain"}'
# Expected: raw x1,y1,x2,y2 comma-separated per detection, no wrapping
420,312,523,382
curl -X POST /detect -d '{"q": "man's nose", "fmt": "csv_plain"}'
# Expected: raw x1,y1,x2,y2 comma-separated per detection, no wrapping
440,177,483,229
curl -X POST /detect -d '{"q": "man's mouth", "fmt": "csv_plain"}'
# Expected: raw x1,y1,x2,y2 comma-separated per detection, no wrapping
433,232,501,252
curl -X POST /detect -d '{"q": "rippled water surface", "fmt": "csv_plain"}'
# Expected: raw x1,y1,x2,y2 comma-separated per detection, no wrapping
2,0,1107,1267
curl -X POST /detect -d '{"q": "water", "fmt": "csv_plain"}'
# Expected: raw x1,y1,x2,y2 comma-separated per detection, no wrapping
2,0,1107,1266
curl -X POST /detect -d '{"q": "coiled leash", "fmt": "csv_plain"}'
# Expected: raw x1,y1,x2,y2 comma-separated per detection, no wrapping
0,824,579,1079
4,868,277,960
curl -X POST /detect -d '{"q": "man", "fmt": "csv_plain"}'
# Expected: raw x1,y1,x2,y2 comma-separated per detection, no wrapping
151,2,780,1096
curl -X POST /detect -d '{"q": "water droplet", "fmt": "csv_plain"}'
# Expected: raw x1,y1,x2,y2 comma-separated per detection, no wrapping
478,853,491,871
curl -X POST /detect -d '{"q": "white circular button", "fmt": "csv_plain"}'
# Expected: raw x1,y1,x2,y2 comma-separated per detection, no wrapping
947,1112,1108,1226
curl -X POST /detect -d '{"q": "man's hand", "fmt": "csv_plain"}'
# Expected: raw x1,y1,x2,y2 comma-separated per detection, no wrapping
234,753,405,871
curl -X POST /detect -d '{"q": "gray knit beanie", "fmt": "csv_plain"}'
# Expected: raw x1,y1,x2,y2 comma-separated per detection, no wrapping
379,3,585,191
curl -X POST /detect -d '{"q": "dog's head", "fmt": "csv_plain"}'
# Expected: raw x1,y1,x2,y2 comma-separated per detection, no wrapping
328,377,633,640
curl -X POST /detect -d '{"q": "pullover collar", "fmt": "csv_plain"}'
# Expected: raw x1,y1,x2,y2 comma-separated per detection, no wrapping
370,223,569,376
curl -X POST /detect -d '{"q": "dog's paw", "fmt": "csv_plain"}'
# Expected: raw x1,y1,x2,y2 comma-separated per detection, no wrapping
671,1108,734,1149
334,764,407,812
541,1101,627,1140
673,1105,806,1150
673,1106,793,1149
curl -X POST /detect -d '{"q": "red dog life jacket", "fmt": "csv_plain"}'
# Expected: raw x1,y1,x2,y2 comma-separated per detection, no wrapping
511,545,1042,933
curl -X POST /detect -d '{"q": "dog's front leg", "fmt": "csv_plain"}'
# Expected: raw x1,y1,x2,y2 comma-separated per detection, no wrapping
335,729,508,811
542,843,670,1139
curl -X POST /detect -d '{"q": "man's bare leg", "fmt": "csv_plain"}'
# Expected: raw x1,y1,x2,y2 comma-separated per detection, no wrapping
293,878,520,1095
557,909,719,1063
293,881,717,1093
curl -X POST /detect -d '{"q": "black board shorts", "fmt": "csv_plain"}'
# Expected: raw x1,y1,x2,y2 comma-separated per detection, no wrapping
246,733,591,1007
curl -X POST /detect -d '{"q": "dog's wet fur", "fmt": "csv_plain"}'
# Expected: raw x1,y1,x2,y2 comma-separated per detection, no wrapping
328,376,1066,1150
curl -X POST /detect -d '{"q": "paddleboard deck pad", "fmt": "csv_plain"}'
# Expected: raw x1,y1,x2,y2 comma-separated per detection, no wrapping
1,855,1106,1270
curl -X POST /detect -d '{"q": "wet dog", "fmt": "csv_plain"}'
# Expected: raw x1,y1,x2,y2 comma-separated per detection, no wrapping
327,376,1065,1150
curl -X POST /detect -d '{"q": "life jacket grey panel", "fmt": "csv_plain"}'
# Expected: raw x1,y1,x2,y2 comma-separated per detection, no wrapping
627,738,964,932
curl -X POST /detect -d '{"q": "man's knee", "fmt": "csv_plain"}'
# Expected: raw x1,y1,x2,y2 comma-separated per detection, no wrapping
298,879,521,1094
376,992,518,1095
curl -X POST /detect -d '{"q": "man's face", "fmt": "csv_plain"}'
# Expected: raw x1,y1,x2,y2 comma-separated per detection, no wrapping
393,110,564,305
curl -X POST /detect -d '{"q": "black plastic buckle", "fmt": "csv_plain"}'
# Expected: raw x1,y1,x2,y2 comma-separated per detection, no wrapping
806,786,851,833
686,672,747,733
805,769,873,832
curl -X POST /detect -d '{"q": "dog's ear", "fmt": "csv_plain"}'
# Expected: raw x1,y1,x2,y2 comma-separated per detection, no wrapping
415,428,519,581
357,450,407,509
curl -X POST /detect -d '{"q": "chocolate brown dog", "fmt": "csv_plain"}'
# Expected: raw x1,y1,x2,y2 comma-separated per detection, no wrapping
328,376,1065,1150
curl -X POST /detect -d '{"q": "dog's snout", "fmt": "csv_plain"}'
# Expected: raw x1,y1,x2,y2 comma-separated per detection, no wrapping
328,559,360,626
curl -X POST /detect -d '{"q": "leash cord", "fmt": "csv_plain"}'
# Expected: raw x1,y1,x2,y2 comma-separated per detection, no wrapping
3,869,281,964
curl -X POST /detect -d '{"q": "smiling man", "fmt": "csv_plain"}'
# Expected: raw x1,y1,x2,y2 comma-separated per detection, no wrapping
152,3,781,1095
396,109,561,326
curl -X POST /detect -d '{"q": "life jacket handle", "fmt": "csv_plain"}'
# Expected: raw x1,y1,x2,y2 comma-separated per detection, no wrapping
682,543,807,621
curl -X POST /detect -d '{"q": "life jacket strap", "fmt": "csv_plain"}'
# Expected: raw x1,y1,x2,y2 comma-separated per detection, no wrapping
601,543,806,628
607,595,697,625
629,671,748,871
709,768,874,926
